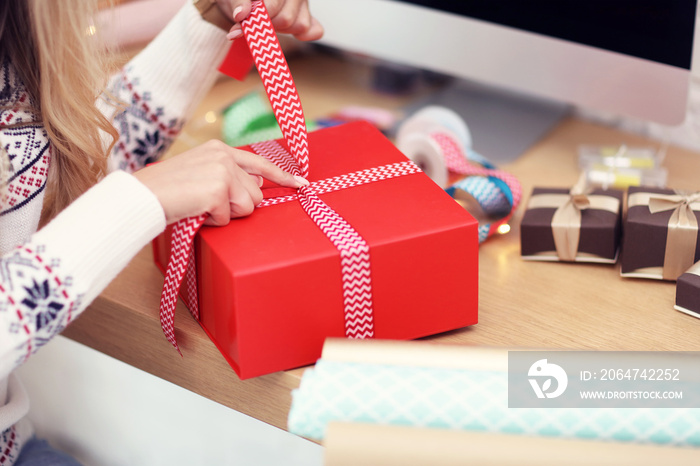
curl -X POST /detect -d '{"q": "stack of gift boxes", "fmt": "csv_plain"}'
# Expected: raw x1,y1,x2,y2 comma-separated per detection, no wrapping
520,145,700,319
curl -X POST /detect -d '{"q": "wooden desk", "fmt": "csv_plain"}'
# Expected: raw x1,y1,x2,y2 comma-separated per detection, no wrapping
62,52,700,432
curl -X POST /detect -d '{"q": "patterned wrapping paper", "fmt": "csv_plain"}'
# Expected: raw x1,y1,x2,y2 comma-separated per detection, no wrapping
288,360,700,447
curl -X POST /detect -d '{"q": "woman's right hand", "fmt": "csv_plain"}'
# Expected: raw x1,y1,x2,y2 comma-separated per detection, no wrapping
219,0,324,42
133,139,307,226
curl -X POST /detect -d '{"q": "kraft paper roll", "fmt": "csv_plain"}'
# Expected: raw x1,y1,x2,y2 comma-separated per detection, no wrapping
288,340,700,447
324,422,700,466
321,337,509,371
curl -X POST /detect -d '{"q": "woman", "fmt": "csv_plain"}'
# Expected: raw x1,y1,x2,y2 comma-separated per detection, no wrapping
0,0,322,463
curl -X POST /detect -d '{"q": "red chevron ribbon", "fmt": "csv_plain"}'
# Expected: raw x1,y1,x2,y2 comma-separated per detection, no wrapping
242,1,309,178
250,140,411,339
158,1,421,352
159,214,206,354
251,139,420,207
299,187,374,338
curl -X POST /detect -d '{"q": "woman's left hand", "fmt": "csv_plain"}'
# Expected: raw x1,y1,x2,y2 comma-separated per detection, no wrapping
217,0,324,41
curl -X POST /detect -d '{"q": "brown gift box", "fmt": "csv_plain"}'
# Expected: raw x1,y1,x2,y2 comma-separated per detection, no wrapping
620,186,700,280
520,188,622,263
675,262,700,319
520,187,623,263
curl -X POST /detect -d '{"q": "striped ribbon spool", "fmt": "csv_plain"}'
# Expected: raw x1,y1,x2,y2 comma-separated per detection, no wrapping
434,131,522,242
397,109,521,243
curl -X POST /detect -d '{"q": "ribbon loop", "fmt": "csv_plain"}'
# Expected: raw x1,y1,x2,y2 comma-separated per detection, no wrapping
648,192,700,215
570,194,590,210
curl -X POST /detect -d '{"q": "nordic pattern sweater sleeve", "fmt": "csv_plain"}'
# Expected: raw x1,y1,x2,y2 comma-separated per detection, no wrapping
0,171,165,380
1,4,233,461
0,171,165,464
0,0,230,385
103,1,230,172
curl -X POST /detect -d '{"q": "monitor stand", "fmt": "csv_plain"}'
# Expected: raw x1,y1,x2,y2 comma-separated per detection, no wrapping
403,78,572,164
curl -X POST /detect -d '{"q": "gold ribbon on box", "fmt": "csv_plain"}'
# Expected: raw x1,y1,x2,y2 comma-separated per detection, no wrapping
686,260,700,277
526,181,620,262
628,191,700,280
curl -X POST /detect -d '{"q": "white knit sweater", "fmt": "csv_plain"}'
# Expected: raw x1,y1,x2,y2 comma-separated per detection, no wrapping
0,3,230,462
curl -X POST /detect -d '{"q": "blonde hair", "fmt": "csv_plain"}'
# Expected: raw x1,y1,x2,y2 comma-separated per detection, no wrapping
0,0,118,225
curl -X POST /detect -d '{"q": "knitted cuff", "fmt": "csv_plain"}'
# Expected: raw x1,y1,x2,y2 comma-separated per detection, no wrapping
32,171,166,306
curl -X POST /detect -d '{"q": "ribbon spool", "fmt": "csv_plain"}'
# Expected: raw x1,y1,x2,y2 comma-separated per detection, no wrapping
396,106,472,150
395,107,521,242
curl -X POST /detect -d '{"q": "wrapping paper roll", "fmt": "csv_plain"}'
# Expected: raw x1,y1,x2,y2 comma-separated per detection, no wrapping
324,422,700,466
288,340,700,447
320,337,508,371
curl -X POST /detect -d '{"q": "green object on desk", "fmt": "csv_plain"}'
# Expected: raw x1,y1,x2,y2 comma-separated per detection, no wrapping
222,91,317,147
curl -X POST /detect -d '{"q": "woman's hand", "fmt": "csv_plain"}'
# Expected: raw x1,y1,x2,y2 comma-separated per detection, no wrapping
133,139,307,226
218,0,324,41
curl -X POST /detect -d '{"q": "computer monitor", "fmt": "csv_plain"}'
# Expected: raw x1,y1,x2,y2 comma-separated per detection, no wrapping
311,0,698,160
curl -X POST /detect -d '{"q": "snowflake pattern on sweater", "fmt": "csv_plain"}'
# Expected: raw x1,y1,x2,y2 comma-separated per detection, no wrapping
0,56,187,464
1,3,229,462
108,66,183,173
0,61,50,222
0,426,20,465
0,55,185,374
0,243,78,368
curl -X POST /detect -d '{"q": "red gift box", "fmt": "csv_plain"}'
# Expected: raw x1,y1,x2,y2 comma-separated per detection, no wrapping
153,121,479,379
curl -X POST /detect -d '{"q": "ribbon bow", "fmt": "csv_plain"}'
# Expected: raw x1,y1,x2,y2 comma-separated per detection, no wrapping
525,174,622,261
648,191,700,280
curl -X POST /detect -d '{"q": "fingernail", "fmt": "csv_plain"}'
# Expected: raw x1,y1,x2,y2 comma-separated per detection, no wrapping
256,175,264,187
233,6,244,22
293,175,310,187
226,28,242,40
